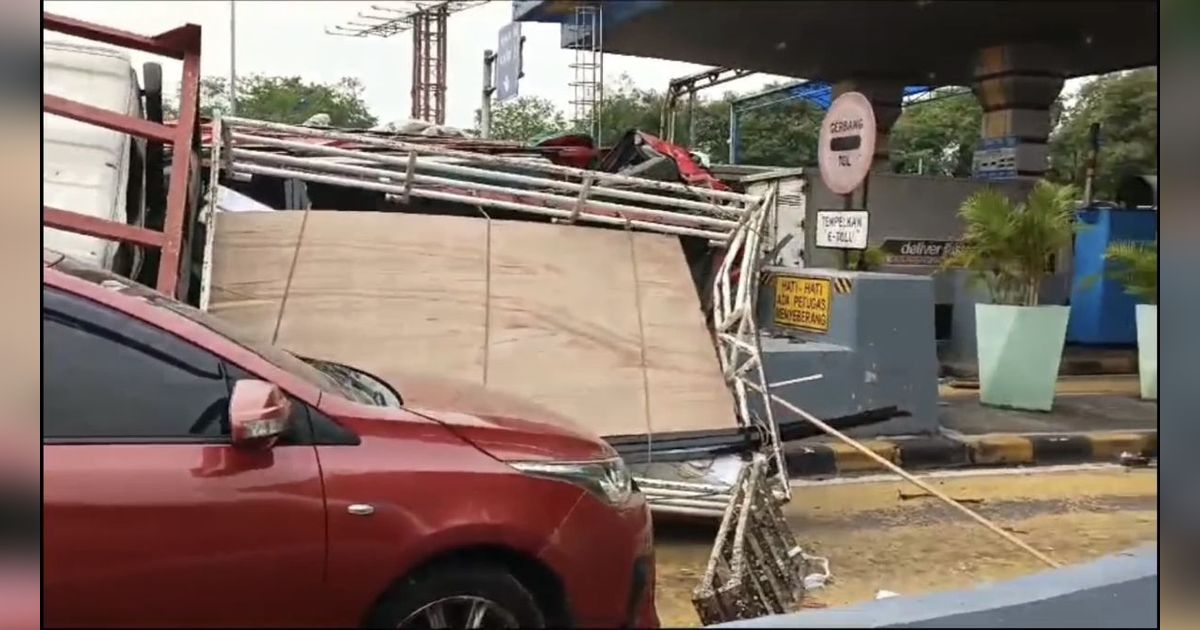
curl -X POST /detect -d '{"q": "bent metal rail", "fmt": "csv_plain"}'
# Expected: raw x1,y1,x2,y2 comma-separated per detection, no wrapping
210,116,789,502
41,12,203,301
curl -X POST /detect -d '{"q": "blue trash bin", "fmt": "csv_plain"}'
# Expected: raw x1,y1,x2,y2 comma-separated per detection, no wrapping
1067,207,1158,345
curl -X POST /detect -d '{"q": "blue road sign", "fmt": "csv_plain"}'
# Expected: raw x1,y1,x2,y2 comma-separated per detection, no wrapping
496,22,522,103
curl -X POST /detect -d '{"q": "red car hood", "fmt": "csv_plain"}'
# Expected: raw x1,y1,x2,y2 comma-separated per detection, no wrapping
388,372,617,463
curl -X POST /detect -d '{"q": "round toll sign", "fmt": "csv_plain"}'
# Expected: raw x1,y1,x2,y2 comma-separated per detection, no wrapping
818,91,877,195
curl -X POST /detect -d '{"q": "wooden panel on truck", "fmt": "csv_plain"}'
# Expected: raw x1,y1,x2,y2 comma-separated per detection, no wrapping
207,211,308,343
631,232,735,434
486,220,648,436
209,211,489,384
207,210,737,438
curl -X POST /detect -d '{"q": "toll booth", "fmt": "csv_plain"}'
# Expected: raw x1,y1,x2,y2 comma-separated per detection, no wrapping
740,169,1052,374
757,267,939,435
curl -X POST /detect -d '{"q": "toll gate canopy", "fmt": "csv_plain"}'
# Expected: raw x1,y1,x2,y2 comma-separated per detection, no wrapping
515,0,1157,85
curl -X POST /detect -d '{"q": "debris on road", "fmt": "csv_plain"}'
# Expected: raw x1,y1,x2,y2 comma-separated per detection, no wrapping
898,489,985,504
1119,451,1153,468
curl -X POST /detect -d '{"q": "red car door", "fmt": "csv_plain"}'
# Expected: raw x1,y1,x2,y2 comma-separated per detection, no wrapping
42,287,328,627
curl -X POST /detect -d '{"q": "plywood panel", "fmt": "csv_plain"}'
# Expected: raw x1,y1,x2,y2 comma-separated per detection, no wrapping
632,232,738,433
279,212,489,385
208,211,737,439
210,211,488,384
207,211,305,343
486,220,649,437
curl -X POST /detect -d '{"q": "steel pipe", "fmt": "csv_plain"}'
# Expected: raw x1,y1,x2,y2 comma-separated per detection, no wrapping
643,489,733,503
223,116,761,205
646,496,731,511
634,477,736,495
230,147,740,232
647,504,725,519
230,131,747,219
231,162,732,242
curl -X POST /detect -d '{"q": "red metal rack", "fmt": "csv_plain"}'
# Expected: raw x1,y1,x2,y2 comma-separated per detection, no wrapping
42,12,203,300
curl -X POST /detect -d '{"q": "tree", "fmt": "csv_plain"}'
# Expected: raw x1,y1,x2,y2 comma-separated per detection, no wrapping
163,76,231,119
166,75,378,128
719,86,825,167
488,96,570,142
1105,241,1157,304
889,90,982,177
594,76,826,167
594,74,668,146
945,181,1078,306
483,75,824,164
1048,68,1157,199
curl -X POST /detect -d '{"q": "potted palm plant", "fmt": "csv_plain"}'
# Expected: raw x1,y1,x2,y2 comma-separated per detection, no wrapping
847,245,886,271
945,181,1078,411
1105,241,1157,399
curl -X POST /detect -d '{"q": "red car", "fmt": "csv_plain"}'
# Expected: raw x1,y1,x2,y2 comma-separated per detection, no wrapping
42,250,658,628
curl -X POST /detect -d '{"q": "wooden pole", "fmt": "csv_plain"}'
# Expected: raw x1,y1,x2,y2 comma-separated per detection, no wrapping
767,391,1062,569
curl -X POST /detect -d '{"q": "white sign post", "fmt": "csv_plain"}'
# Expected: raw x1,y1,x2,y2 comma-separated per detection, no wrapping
818,92,877,196
817,91,877,267
816,210,869,250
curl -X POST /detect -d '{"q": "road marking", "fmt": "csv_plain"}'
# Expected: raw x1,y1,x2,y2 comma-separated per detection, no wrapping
788,462,1136,488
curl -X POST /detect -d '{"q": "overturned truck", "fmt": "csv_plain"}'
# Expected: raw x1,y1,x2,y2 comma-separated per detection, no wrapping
202,117,784,504
201,118,826,622
42,12,862,623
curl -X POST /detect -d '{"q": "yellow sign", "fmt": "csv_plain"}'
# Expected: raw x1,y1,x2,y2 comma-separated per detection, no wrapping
774,276,832,333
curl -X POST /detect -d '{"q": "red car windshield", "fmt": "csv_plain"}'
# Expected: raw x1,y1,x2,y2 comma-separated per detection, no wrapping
48,257,362,402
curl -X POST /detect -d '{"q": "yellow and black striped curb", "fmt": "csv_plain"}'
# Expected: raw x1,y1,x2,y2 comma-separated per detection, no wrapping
783,430,1158,477
832,277,853,294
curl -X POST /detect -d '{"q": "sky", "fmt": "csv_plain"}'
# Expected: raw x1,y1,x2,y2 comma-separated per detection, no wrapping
43,0,793,129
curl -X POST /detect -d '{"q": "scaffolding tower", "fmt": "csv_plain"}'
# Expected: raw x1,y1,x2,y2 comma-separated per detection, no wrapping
568,3,603,140
410,5,448,124
326,2,485,125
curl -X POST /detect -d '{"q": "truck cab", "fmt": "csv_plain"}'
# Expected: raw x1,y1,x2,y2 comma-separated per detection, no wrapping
42,39,165,281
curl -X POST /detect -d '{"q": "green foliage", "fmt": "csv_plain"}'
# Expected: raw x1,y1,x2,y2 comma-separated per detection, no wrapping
481,77,981,173
594,74,668,146
847,246,886,271
889,90,982,177
485,75,824,167
168,75,378,128
944,180,1078,306
600,76,825,166
489,95,570,142
1048,68,1157,199
725,90,824,167
1105,241,1157,304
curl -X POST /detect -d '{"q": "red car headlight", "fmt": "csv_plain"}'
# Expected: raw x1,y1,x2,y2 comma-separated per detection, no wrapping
510,457,634,506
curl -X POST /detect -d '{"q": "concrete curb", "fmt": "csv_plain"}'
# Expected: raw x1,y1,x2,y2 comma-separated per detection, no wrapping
942,354,1138,378
783,430,1157,478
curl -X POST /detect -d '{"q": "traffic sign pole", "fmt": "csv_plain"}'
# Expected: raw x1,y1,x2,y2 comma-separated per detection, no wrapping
480,49,496,138
495,22,523,104
842,193,852,269
818,91,878,270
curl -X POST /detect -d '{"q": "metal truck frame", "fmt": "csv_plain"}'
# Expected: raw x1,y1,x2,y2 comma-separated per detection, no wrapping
207,118,810,621
42,12,203,301
41,13,814,623
204,116,788,502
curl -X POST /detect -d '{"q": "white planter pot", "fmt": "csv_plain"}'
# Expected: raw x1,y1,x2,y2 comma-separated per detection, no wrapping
975,304,1070,411
1135,304,1157,400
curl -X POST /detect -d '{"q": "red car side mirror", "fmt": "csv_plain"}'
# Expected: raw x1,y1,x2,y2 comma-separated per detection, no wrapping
229,379,291,449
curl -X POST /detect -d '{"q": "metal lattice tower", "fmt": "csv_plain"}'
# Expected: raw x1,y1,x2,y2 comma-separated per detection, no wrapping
326,2,485,125
410,6,448,124
568,4,603,140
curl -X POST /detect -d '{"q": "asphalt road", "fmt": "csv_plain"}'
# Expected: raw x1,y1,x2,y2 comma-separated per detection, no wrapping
652,465,1158,627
